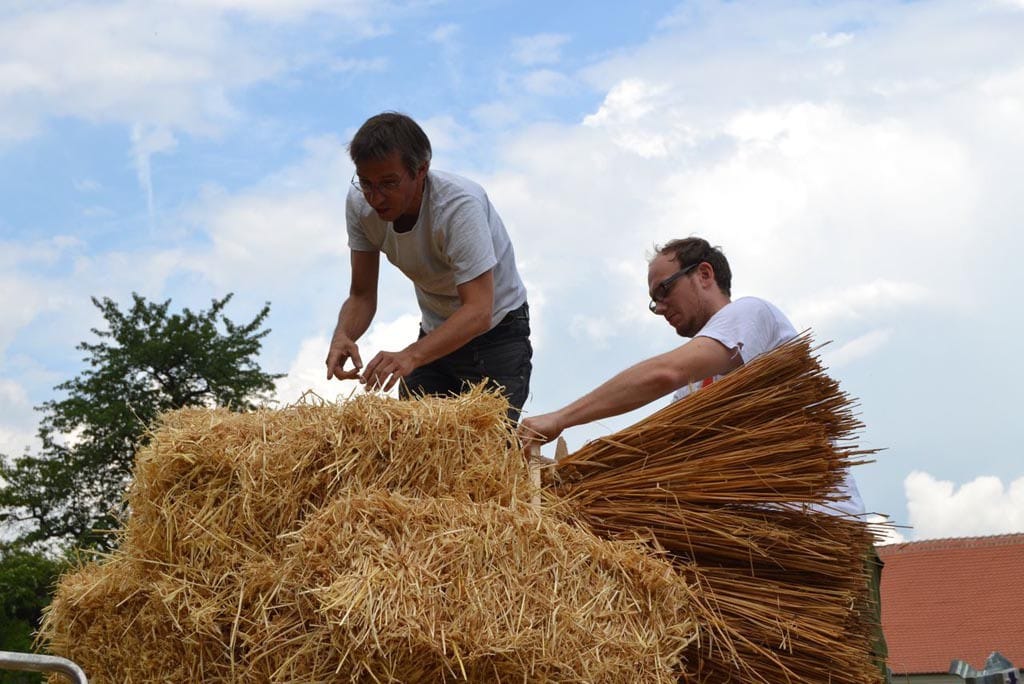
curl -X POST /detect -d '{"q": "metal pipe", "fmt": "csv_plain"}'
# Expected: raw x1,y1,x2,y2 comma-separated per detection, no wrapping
0,651,88,683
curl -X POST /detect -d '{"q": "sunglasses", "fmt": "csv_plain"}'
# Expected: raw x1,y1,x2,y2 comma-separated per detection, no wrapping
648,262,700,313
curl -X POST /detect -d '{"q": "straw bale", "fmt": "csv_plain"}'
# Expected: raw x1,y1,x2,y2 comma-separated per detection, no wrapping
41,496,698,683
42,557,226,682
40,388,700,682
246,492,697,682
124,388,533,567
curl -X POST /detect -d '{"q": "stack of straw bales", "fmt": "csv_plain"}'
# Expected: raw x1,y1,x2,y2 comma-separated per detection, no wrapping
40,390,699,683
41,335,883,683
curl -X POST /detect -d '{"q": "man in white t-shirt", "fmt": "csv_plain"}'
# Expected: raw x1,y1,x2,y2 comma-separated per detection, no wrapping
519,237,796,446
519,236,866,511
519,236,886,677
326,112,531,419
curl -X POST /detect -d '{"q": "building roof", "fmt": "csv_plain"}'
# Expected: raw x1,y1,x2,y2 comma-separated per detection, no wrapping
878,533,1024,675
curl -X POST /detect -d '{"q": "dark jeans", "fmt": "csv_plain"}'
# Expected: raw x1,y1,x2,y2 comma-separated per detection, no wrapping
400,302,533,421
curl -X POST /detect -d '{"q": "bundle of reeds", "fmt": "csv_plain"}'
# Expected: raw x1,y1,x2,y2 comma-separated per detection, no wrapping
552,333,883,683
40,388,700,683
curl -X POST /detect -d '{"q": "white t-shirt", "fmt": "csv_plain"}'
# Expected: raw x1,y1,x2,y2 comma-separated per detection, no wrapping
672,296,865,517
347,170,527,333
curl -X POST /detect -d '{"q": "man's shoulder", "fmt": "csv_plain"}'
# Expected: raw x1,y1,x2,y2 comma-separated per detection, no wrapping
713,297,797,336
720,296,781,318
346,186,376,218
428,170,489,205
429,169,482,191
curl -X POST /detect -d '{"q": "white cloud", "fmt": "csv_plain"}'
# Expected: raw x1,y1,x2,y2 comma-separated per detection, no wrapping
869,513,906,546
0,275,54,354
0,381,30,415
651,105,977,306
821,329,892,368
429,23,460,44
0,1,386,143
272,314,421,404
177,0,367,21
904,471,1024,539
0,237,86,355
789,281,930,331
810,32,853,49
329,57,388,74
977,66,1024,141
470,101,522,129
131,123,179,227
0,378,38,457
0,4,259,138
569,315,615,349
521,69,575,97
582,79,680,157
197,190,346,287
491,94,970,330
272,335,360,405
189,135,350,289
421,115,478,160
512,33,570,66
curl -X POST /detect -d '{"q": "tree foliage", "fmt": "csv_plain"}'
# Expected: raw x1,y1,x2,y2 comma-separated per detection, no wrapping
0,293,282,552
0,546,63,664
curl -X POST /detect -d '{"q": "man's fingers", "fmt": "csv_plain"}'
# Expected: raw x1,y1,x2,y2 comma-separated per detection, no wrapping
334,368,362,381
363,370,391,391
361,353,382,381
326,344,363,380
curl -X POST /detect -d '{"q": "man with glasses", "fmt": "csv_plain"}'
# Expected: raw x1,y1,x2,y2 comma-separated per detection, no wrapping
519,235,887,681
326,112,531,419
519,236,794,442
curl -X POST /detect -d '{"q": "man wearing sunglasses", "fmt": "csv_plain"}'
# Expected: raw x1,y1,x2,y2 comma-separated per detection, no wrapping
519,236,796,442
325,112,531,419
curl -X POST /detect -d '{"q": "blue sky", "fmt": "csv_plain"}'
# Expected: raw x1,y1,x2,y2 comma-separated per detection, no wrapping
2,0,1024,542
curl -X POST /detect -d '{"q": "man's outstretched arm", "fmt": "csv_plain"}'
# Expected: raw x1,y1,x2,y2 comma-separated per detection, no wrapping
518,336,740,448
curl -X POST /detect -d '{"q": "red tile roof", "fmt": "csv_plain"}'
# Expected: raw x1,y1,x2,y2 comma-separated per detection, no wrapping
877,533,1024,675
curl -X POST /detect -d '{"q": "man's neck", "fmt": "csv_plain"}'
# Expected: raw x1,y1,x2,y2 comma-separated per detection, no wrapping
393,214,417,233
393,176,426,233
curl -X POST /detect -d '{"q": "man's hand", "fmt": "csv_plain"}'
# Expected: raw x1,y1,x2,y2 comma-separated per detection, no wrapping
326,336,363,381
518,412,565,450
361,349,419,393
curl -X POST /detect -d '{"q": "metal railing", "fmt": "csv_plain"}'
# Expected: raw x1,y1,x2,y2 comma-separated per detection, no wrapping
950,652,1022,684
0,651,88,683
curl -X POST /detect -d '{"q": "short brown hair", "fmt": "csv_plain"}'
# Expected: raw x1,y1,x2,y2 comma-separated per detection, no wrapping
654,237,732,296
349,112,432,175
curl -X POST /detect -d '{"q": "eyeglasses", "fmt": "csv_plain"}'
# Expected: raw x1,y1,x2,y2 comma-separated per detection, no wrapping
648,262,700,313
351,173,404,197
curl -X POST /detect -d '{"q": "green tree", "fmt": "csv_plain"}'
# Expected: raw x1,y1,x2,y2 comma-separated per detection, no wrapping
0,293,283,553
0,545,64,680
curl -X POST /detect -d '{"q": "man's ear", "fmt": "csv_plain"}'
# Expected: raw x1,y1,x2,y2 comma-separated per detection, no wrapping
697,261,715,287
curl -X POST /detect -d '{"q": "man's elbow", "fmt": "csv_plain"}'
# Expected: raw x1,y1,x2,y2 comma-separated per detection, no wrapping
650,366,690,395
469,305,492,337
